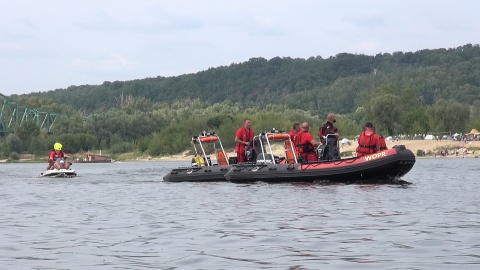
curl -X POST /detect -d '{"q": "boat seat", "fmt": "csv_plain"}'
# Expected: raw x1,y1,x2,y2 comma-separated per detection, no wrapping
318,145,341,161
228,156,238,164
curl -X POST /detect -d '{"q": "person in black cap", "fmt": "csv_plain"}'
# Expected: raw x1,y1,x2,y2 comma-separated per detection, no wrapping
318,113,339,145
356,122,381,157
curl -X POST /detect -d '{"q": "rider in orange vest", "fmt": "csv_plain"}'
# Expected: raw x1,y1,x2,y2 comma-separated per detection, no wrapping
356,122,381,157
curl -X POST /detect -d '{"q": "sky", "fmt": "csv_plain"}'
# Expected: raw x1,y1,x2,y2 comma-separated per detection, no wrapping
1,0,479,96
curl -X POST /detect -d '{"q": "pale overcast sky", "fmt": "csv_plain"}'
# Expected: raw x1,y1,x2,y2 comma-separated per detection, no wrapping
1,0,479,95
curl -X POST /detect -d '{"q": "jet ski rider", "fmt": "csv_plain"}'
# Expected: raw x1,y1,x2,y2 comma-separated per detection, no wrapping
47,142,70,170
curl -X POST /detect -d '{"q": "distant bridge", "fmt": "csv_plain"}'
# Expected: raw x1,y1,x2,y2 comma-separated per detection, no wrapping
0,93,60,135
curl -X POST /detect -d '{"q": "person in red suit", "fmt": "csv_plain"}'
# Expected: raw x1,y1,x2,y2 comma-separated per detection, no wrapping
235,118,255,163
295,122,321,162
288,122,301,146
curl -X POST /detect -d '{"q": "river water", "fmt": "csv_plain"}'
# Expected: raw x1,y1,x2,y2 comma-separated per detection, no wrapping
0,158,479,270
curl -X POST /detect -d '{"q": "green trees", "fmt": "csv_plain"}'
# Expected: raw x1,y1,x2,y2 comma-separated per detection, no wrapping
16,120,40,151
367,94,403,136
1,134,23,159
2,44,479,158
427,99,470,133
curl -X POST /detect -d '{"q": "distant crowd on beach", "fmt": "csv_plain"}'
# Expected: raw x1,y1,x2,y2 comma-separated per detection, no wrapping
395,133,480,142
428,146,476,158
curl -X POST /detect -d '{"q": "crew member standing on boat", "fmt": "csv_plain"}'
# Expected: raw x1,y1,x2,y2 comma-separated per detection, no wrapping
47,142,70,170
319,113,339,145
295,122,321,162
235,118,255,163
288,122,301,146
356,122,381,157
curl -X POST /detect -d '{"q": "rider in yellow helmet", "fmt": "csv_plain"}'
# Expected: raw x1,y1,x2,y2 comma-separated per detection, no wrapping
47,142,70,170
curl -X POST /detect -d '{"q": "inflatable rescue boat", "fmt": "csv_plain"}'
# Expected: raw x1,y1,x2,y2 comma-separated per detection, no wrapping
224,130,415,184
163,132,232,182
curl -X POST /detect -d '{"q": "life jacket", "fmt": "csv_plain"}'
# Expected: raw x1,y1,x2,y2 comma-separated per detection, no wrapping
295,130,315,154
319,122,338,144
356,130,378,156
194,156,206,167
379,136,387,150
48,150,64,162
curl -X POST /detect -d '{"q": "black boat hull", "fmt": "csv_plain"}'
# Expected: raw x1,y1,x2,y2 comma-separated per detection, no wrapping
163,165,232,182
225,145,416,183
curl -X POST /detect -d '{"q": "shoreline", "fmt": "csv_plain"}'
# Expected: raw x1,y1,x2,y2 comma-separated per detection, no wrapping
2,140,478,163
138,139,479,162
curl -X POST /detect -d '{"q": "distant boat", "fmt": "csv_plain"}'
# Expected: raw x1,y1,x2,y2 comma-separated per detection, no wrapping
74,154,113,163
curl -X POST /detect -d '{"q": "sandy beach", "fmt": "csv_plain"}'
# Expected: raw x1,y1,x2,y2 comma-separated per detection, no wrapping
152,139,479,162
4,140,472,163
340,139,479,158
8,139,476,163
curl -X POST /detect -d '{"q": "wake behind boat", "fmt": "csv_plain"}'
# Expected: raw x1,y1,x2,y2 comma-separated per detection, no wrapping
163,132,232,182
224,130,416,184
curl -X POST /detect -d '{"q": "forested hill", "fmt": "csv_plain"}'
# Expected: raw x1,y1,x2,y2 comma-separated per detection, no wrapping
2,44,480,159
17,43,480,115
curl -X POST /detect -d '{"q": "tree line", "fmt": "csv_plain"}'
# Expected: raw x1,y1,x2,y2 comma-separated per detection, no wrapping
2,44,480,160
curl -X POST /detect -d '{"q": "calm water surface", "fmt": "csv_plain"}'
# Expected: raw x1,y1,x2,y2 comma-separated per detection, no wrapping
1,159,479,270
